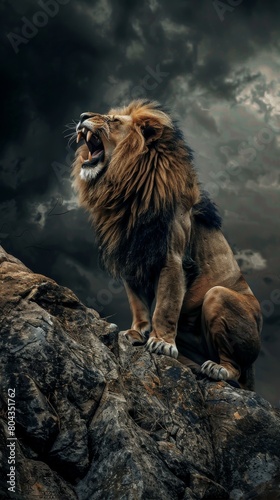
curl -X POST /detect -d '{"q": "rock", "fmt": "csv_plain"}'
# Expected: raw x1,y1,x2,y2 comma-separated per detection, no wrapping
0,245,279,499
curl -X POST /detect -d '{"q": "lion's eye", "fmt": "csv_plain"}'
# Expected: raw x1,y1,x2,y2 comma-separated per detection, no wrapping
111,118,120,123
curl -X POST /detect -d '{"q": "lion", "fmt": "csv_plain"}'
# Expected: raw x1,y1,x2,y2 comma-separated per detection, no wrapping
71,99,262,390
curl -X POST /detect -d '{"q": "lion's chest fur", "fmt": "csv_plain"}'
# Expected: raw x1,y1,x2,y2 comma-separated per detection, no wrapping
97,204,175,288
95,193,223,292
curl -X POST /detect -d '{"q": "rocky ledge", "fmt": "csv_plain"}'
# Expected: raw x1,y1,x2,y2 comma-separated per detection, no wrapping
0,246,279,499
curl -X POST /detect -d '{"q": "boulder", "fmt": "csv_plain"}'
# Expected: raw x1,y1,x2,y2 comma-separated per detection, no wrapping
0,246,279,499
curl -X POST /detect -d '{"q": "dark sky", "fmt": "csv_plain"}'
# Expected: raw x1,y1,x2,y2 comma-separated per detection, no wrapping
1,0,280,405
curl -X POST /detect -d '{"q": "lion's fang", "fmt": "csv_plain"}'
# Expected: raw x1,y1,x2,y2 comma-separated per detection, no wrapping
87,130,93,142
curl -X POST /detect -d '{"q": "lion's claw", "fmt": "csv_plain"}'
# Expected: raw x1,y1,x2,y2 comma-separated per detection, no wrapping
146,337,178,359
200,360,230,380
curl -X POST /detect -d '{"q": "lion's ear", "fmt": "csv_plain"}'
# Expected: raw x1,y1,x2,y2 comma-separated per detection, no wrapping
141,122,163,144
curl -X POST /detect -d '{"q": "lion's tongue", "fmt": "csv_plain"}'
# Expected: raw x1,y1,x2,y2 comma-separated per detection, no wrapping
81,148,104,167
88,149,103,161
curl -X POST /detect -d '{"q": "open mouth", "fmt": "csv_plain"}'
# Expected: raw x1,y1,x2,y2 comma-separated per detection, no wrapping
76,128,105,167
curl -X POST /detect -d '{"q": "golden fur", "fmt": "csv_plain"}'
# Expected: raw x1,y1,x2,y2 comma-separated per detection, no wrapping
72,100,262,390
72,101,199,250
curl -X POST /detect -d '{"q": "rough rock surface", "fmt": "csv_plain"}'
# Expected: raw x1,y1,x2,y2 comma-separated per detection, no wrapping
0,246,280,499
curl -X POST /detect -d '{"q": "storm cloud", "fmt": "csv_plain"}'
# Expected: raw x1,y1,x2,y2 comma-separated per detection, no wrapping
1,0,280,405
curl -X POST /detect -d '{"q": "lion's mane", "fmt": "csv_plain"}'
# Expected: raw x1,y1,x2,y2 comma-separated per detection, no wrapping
72,100,201,286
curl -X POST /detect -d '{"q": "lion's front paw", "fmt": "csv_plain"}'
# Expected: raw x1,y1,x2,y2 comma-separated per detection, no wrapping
200,360,229,380
122,329,148,346
145,337,178,359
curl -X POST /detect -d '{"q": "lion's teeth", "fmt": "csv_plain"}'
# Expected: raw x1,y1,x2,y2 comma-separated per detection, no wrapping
86,130,92,142
88,151,92,161
77,132,82,143
82,127,86,134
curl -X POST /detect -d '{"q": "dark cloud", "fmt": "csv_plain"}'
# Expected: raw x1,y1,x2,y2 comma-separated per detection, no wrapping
1,0,280,405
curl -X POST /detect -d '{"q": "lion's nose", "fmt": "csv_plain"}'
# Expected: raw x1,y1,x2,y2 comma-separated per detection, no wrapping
80,112,95,122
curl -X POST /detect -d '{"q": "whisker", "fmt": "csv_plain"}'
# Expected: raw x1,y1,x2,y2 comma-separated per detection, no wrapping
64,127,76,134
65,132,79,147
68,136,77,147
64,129,76,136
64,131,77,138
66,119,78,126
64,120,78,131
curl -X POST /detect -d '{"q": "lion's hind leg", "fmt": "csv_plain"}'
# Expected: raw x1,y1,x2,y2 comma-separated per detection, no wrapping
201,285,262,389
